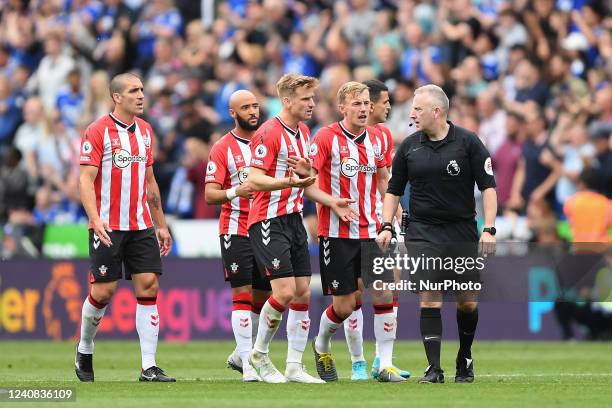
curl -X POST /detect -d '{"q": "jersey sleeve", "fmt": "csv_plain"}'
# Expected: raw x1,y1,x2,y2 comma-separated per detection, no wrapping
384,128,394,168
469,133,497,191
79,123,104,167
205,142,228,185
250,127,280,171
310,128,331,173
387,139,409,196
145,126,155,167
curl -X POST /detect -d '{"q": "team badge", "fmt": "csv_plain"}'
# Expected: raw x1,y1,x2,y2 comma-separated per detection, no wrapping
99,265,108,276
446,160,460,176
331,280,339,289
272,258,280,270
230,262,239,273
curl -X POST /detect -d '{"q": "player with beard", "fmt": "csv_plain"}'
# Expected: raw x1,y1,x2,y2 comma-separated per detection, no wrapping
205,90,272,382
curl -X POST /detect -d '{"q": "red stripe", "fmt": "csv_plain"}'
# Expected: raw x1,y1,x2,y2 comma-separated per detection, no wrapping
232,303,252,311
137,297,157,305
392,301,399,308
368,133,380,235
88,293,107,309
326,305,343,324
128,128,140,230
232,292,253,303
290,303,309,311
373,303,394,314
109,125,122,229
268,296,286,313
337,134,351,237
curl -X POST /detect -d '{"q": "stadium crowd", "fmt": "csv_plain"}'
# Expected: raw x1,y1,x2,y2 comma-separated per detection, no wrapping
0,0,610,258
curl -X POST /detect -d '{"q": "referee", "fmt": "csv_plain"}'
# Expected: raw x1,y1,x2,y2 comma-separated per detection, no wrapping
376,85,497,384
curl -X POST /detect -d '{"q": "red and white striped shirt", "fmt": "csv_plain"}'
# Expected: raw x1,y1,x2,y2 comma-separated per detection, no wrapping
310,122,386,239
374,123,394,168
205,131,252,236
247,117,310,228
79,113,154,231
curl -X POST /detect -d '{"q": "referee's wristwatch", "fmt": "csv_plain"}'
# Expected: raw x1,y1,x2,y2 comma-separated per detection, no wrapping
482,226,496,236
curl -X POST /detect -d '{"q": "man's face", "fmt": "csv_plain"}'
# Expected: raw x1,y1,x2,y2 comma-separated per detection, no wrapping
370,90,391,124
340,89,370,130
114,77,145,116
232,96,261,131
410,93,437,132
286,85,315,121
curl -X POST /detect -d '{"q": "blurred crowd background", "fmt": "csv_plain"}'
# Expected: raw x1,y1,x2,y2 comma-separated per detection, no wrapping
0,0,610,259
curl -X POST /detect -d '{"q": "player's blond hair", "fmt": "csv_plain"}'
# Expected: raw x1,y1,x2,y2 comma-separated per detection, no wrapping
276,74,319,98
337,81,368,105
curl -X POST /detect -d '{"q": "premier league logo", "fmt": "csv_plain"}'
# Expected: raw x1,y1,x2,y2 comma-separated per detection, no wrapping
254,144,268,159
207,161,217,175
446,160,460,176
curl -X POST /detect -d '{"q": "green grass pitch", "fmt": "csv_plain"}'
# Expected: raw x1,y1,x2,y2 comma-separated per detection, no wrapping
0,340,610,407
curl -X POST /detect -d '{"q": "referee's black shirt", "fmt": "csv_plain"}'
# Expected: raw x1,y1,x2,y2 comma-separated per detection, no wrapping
388,121,496,225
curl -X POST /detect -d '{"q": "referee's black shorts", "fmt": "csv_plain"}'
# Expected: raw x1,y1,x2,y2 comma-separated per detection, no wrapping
404,220,481,290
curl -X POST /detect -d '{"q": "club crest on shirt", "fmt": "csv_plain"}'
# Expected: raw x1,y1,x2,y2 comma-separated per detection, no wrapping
254,144,268,158
446,160,460,176
142,132,151,148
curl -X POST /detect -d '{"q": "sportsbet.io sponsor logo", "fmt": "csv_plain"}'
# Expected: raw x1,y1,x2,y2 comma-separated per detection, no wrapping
340,157,376,178
112,149,147,168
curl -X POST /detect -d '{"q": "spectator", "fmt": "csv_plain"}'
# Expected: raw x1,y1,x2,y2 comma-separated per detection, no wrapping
25,30,75,110
477,90,507,156
508,104,561,214
13,97,46,178
493,110,526,211
0,73,23,147
83,70,113,121
56,68,85,130
563,169,612,243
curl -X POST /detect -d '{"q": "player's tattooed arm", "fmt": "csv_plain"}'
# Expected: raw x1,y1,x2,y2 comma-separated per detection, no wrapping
145,166,172,256
145,166,167,228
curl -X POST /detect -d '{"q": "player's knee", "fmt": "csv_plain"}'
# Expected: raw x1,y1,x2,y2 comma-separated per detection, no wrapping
420,301,442,309
457,301,478,312
90,284,116,304
293,286,310,304
274,287,295,306
138,276,159,297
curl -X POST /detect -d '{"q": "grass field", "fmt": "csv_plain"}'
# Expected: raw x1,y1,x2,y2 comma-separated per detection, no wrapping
0,340,610,407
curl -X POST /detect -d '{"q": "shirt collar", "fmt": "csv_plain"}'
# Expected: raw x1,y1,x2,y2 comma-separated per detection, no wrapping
275,116,300,139
338,121,367,144
230,130,250,145
109,113,136,133
419,120,455,146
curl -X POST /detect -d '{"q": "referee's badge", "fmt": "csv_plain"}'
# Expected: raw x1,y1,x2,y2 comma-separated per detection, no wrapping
484,157,494,176
446,160,461,176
